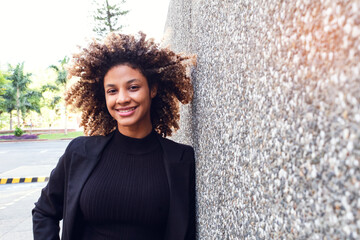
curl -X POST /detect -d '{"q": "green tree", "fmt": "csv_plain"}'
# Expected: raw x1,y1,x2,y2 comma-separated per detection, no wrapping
19,88,43,133
6,63,32,127
0,70,9,115
3,63,44,130
21,89,42,121
92,0,129,39
2,82,17,130
49,57,70,134
41,83,62,128
41,83,61,109
0,70,7,94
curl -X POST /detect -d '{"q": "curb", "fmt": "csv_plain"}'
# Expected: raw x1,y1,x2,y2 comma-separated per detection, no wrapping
0,177,49,184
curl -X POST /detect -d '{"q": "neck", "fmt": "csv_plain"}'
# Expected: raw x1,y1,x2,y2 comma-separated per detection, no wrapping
117,124,153,139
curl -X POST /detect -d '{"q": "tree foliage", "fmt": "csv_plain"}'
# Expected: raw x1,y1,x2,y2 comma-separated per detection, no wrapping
21,89,42,115
5,63,43,128
49,56,71,134
0,70,7,94
7,63,31,93
2,83,16,114
92,0,129,39
48,56,69,108
49,56,69,87
0,70,9,114
41,83,60,93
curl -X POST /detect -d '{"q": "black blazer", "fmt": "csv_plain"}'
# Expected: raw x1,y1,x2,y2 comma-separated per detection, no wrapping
32,131,196,240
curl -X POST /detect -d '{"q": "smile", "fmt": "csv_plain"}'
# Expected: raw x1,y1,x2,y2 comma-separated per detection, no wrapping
117,106,137,113
115,106,137,117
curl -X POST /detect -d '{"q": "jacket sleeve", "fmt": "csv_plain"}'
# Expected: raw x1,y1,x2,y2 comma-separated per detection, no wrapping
32,140,75,240
185,146,196,240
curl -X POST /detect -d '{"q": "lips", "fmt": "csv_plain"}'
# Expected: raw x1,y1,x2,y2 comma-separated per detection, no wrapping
115,106,137,116
116,106,137,113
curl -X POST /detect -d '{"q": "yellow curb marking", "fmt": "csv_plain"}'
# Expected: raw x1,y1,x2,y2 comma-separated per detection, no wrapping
38,177,46,182
24,178,32,183
12,178,20,183
0,177,49,184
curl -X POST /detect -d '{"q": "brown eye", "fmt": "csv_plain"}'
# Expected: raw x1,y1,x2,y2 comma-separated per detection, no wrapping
107,89,117,94
129,85,139,91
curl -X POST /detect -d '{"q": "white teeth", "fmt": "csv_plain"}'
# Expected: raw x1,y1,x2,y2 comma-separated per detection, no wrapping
118,107,136,113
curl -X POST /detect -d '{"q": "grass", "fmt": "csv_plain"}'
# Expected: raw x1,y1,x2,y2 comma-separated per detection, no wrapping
38,131,84,140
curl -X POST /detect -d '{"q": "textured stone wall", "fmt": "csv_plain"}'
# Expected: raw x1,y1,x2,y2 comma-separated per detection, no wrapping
163,0,360,239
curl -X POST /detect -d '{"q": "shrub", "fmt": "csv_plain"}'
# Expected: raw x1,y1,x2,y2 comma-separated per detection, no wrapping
0,134,38,140
14,127,24,137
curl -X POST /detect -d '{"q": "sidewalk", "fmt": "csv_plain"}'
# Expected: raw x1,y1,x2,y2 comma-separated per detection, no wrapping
0,166,52,239
0,140,68,239
0,139,70,184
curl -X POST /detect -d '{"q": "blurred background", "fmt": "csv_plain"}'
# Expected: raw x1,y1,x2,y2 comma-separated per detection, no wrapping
0,0,169,137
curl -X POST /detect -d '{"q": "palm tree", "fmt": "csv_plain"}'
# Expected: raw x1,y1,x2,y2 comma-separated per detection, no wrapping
41,84,61,128
2,84,16,130
6,63,31,127
49,56,70,135
20,89,42,134
0,70,9,116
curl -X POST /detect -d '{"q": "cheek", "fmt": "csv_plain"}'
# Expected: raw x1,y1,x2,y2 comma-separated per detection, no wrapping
105,95,113,109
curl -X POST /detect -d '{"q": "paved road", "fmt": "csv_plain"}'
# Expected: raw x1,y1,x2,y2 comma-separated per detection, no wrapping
0,140,71,240
0,140,70,174
0,182,46,239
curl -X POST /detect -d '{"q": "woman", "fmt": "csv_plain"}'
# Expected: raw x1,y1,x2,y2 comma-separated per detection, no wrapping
32,32,196,240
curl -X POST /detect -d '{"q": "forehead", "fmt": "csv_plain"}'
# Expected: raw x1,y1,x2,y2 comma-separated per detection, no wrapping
104,65,146,84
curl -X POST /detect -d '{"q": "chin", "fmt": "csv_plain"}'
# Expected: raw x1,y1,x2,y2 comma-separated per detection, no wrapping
117,120,137,128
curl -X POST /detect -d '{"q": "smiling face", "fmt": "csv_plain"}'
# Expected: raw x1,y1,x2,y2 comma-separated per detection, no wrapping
104,64,157,138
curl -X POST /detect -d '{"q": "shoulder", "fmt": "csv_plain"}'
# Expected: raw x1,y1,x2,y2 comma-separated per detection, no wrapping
156,135,195,162
65,134,112,154
66,136,87,149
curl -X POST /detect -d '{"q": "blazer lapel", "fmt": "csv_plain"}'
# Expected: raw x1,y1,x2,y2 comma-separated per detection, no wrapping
64,132,114,239
158,136,191,240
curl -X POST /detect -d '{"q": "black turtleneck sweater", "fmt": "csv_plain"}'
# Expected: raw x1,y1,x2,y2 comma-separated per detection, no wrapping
79,130,170,240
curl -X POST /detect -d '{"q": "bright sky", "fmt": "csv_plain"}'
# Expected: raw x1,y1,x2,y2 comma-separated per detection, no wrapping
0,0,170,71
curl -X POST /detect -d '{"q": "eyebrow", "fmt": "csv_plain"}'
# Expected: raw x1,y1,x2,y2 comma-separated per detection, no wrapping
104,79,140,88
127,79,139,84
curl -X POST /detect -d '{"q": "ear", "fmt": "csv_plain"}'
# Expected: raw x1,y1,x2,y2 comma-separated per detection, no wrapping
150,84,158,99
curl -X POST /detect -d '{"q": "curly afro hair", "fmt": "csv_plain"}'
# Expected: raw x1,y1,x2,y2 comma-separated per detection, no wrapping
65,32,196,137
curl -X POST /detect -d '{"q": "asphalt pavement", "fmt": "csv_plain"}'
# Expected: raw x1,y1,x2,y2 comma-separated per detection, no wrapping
0,182,46,239
0,140,71,239
0,140,70,175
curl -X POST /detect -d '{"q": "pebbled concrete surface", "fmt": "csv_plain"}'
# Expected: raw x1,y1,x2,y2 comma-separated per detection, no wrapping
164,0,360,239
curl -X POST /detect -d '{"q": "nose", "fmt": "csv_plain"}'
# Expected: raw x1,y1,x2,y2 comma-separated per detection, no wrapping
116,88,131,104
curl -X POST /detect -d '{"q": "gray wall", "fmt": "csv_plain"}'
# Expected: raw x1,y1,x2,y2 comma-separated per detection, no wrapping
163,0,360,239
